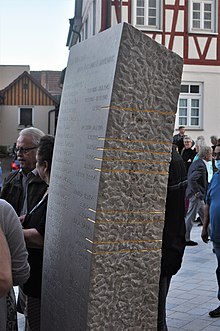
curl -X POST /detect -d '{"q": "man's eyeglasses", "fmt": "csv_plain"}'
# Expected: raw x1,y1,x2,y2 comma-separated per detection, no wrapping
213,152,220,159
15,147,37,154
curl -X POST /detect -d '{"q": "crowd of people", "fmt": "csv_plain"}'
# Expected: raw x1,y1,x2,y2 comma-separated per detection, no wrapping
0,128,54,330
171,126,220,320
0,125,220,330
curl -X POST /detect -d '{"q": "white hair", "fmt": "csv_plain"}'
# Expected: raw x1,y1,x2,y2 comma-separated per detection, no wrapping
19,127,45,146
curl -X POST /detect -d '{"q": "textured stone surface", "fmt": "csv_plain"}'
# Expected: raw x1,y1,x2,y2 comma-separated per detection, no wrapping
41,23,183,331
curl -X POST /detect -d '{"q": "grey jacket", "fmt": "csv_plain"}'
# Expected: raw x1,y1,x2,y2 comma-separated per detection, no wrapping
186,159,208,200
0,199,30,331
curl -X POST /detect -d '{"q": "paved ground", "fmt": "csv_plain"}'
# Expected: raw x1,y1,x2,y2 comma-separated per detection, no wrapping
16,224,220,330
167,224,220,331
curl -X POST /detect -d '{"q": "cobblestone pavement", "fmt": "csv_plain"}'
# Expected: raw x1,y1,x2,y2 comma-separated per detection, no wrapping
167,225,220,331
16,225,219,331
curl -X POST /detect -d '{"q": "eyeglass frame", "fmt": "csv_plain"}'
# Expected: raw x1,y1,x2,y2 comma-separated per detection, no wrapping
15,146,38,154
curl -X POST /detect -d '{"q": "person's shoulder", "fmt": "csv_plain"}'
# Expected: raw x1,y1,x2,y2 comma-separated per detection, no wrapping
212,171,220,180
0,198,10,208
30,172,46,184
4,170,20,183
193,159,207,171
194,158,203,164
0,198,16,214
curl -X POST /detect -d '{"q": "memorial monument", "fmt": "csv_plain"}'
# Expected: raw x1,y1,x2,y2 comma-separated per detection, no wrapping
41,22,183,330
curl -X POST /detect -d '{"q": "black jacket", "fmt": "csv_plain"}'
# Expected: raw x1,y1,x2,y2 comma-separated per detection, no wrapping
161,149,187,276
0,170,47,215
181,148,197,173
23,196,48,298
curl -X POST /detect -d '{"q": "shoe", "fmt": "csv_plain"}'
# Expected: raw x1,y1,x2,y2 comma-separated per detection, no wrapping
209,306,220,317
185,240,198,246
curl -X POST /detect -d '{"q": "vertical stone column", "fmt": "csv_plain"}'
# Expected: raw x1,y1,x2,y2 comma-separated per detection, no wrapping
41,23,183,331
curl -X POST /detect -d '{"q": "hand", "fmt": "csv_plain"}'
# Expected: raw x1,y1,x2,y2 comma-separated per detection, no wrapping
201,228,209,243
19,215,26,224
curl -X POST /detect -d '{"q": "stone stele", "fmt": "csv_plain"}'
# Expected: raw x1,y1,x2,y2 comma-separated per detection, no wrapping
41,22,183,331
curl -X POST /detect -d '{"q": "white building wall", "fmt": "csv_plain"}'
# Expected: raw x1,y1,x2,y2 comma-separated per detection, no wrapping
174,65,220,143
80,0,220,142
0,105,52,146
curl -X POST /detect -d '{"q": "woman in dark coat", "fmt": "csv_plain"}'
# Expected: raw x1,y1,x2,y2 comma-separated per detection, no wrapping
181,136,197,173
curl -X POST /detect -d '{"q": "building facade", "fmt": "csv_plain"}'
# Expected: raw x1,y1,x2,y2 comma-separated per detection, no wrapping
0,67,60,147
67,0,220,143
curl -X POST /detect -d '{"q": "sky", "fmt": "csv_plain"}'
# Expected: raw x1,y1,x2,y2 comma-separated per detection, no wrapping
0,0,75,71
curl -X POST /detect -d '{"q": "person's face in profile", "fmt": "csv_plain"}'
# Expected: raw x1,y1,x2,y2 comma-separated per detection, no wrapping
36,151,48,184
16,135,38,174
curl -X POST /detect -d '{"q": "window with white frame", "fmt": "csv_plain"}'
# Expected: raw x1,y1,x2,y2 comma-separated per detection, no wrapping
178,83,202,128
134,0,162,29
190,0,217,32
18,108,33,127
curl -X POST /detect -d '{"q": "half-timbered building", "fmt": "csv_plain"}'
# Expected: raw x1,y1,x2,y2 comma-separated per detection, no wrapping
67,0,220,143
0,70,59,146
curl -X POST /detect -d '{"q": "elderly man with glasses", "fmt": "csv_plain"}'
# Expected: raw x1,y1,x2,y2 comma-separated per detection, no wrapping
202,144,220,318
1,127,47,216
0,127,48,329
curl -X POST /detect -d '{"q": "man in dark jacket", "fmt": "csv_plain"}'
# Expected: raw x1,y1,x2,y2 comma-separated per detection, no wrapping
0,127,48,327
1,127,47,216
157,147,187,331
185,146,212,246
173,126,186,154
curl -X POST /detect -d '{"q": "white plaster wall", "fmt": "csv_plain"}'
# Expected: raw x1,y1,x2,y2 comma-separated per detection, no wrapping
174,65,220,144
33,106,52,135
0,105,52,146
122,6,128,23
172,36,184,57
96,0,102,32
0,65,30,90
111,8,118,26
206,38,217,60
165,10,173,32
176,10,184,32
188,37,200,59
0,106,18,146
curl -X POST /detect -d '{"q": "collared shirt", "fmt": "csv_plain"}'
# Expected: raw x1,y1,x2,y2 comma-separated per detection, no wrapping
20,169,38,216
203,160,213,183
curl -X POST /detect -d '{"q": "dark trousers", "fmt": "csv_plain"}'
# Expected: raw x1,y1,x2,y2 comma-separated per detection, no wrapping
157,275,172,331
213,242,220,301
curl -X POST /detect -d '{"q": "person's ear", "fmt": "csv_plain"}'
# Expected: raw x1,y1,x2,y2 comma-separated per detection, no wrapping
43,160,49,174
